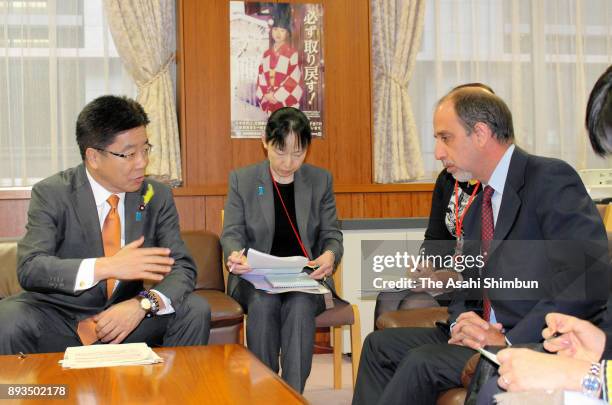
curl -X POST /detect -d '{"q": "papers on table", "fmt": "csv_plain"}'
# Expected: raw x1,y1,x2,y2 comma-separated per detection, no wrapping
59,343,163,369
240,249,327,294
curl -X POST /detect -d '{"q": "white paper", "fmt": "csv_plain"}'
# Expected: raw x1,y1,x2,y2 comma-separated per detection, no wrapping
246,248,308,275
477,347,500,366
240,273,330,295
59,342,163,369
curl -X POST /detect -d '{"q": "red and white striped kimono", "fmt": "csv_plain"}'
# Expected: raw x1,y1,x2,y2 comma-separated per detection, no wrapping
256,43,303,114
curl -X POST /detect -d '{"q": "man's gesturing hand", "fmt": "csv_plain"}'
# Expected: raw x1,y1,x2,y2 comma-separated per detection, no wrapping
95,236,174,282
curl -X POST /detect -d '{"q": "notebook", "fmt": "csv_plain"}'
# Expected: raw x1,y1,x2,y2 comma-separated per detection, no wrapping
265,273,320,289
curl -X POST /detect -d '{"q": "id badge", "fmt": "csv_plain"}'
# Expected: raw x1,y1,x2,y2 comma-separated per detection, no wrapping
455,236,464,256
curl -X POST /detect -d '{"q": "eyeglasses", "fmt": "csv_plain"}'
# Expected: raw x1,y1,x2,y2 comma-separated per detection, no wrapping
94,144,153,161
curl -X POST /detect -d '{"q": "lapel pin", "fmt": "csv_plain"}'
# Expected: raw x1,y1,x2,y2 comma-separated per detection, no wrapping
257,185,264,196
135,184,155,222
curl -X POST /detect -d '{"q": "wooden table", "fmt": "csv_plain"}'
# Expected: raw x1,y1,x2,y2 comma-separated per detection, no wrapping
0,344,307,404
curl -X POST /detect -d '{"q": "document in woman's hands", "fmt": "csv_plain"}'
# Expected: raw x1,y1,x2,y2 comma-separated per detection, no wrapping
246,248,308,275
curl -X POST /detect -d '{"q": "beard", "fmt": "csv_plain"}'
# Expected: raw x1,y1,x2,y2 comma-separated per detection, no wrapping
451,170,473,183
442,160,473,182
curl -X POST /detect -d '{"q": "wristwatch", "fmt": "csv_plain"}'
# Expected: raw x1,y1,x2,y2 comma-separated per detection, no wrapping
137,290,160,317
581,362,602,398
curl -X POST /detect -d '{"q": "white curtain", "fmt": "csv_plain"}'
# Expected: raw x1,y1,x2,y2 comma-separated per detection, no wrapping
0,0,136,187
371,0,427,183
103,0,182,186
410,0,612,179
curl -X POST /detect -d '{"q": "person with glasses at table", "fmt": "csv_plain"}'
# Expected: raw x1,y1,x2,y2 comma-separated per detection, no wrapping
221,107,343,393
0,95,210,355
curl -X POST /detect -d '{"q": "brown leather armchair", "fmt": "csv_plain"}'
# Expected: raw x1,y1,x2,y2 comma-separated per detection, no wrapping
0,231,244,345
182,230,244,344
376,307,468,405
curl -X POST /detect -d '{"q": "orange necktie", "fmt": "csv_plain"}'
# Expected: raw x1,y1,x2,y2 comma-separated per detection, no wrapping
77,194,121,345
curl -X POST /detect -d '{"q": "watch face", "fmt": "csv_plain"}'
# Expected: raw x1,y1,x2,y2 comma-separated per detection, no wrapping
140,298,152,311
582,374,601,397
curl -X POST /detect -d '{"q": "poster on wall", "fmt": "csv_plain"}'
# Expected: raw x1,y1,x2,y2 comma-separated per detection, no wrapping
229,1,325,138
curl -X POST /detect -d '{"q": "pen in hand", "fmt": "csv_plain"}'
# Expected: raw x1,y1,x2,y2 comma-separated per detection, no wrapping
229,248,245,273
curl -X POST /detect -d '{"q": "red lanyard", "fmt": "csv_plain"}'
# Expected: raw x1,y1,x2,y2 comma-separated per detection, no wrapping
270,169,310,260
454,180,480,239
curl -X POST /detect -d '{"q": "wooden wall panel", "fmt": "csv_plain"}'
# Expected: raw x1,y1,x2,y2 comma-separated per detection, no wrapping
363,193,382,217
0,199,29,238
335,194,353,218
0,189,433,239
0,0,436,239
180,0,372,187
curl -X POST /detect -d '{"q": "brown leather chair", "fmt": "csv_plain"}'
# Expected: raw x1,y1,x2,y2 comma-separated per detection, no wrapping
181,230,244,344
376,307,467,405
0,231,244,345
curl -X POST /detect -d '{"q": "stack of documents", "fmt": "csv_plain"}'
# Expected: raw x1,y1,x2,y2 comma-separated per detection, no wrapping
240,249,329,294
59,342,163,369
266,273,320,288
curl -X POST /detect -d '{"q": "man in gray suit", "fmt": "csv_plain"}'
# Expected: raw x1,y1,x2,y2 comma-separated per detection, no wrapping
0,95,210,354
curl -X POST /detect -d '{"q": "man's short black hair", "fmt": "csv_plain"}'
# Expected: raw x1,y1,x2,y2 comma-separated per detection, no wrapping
76,95,149,160
264,107,312,151
586,65,612,157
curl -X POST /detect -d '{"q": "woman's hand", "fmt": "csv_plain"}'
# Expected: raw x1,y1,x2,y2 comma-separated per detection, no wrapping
307,251,335,280
497,348,590,392
542,312,606,363
226,250,251,274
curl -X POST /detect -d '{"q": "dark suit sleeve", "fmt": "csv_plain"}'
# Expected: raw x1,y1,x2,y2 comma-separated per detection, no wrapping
17,182,83,294
149,185,197,306
505,162,609,343
421,170,455,259
220,171,247,263
316,171,343,268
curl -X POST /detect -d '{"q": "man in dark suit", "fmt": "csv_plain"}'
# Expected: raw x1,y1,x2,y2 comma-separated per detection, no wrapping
352,87,609,404
0,95,210,354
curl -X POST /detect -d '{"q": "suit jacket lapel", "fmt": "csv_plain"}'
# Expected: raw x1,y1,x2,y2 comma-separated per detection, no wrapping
294,167,313,258
488,147,527,258
72,164,104,257
258,162,275,249
124,186,144,244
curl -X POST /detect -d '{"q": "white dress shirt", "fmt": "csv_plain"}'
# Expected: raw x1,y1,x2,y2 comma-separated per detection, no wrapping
73,169,174,315
482,144,515,332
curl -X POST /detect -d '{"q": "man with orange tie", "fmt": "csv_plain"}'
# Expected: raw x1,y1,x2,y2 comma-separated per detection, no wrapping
0,95,210,354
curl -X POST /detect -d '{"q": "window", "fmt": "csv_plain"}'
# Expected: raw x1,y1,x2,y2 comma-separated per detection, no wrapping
0,0,135,187
409,0,612,178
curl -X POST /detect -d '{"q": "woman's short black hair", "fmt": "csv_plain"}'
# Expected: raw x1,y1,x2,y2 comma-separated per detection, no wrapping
264,107,312,151
586,65,612,157
76,95,149,160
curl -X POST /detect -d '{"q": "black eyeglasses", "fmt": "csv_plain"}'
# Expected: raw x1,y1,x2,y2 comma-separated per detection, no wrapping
94,144,153,161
